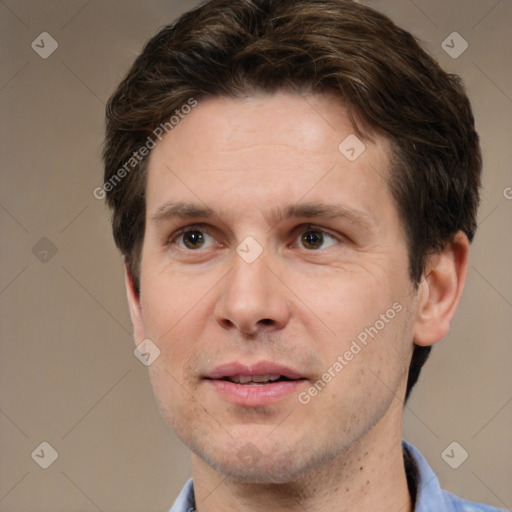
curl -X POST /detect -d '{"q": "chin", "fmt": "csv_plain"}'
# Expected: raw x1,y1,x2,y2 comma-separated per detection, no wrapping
205,450,309,484
191,434,339,485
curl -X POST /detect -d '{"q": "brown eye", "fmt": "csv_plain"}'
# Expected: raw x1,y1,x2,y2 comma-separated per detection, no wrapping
301,230,324,249
298,228,338,250
182,230,206,249
167,222,222,254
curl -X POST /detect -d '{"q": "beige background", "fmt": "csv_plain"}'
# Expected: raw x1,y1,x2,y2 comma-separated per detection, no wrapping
1,0,511,510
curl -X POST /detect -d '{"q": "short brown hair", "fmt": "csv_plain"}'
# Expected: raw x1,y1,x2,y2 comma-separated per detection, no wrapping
102,0,481,400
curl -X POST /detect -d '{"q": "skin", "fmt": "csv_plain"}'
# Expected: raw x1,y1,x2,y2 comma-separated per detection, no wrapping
125,91,469,512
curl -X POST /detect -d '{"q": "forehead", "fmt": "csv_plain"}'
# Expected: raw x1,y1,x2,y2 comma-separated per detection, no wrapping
144,91,397,231
151,91,380,165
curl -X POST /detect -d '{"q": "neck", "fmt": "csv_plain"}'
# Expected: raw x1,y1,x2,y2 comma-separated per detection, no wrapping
190,423,413,512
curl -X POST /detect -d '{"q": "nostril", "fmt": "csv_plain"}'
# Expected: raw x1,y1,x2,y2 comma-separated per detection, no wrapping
220,319,235,329
259,318,274,326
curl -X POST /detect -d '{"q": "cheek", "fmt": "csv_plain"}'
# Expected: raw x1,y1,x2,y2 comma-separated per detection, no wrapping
291,264,401,341
139,259,212,337
303,271,414,390
147,362,202,435
142,301,209,423
138,277,211,409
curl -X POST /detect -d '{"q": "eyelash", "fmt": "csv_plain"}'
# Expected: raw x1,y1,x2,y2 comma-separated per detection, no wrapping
166,223,341,252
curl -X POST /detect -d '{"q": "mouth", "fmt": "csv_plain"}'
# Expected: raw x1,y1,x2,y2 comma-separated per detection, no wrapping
204,361,308,406
219,374,299,385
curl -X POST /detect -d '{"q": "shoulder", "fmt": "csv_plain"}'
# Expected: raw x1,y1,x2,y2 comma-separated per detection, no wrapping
402,441,507,512
441,490,507,512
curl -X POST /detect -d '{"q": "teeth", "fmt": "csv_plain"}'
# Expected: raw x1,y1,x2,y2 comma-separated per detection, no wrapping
231,374,281,384
252,374,280,383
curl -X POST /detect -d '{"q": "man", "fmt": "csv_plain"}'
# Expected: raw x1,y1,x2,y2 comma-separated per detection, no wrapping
101,1,504,510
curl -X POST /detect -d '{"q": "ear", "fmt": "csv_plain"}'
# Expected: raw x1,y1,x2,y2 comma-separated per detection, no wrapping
413,232,470,347
124,263,146,345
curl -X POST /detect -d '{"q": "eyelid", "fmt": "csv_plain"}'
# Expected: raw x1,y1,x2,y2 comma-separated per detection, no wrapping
171,222,211,237
295,223,339,237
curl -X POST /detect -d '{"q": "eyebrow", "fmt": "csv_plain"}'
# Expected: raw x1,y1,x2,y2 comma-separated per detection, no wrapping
151,200,373,230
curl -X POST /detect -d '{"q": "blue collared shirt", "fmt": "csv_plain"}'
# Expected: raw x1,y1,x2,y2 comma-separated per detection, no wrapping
169,441,506,512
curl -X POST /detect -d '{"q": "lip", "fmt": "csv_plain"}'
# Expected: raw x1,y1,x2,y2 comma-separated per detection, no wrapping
206,361,305,380
204,361,307,407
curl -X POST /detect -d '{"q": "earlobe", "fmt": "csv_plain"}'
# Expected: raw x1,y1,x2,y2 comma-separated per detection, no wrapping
124,263,146,344
413,232,470,347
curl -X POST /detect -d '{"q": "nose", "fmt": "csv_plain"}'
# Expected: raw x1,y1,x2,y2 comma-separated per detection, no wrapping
214,249,291,336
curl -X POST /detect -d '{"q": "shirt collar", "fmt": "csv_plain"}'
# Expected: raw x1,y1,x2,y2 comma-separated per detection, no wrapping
402,440,447,511
169,476,195,512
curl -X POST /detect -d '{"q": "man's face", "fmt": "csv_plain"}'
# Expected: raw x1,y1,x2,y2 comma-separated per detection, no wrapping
130,92,420,482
